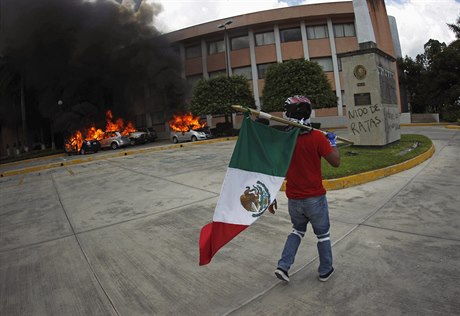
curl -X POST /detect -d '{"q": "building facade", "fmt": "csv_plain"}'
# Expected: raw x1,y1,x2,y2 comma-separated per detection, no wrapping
165,0,401,117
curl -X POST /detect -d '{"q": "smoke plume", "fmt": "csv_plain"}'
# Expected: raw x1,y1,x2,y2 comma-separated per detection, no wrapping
0,0,186,132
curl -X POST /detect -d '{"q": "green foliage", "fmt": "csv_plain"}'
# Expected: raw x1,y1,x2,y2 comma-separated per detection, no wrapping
447,15,460,39
398,16,460,115
189,75,255,117
261,59,337,112
322,134,432,179
440,103,460,122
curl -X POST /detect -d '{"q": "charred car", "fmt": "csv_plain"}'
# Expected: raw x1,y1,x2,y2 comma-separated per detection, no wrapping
136,127,158,142
129,131,149,145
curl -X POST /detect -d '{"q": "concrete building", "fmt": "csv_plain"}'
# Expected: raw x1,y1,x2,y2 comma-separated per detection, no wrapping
165,0,402,123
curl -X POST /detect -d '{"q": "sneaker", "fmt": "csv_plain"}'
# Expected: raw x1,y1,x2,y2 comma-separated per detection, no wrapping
275,268,290,282
318,268,334,282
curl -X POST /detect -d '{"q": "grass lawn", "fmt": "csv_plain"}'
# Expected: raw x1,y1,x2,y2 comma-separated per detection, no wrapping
322,134,432,179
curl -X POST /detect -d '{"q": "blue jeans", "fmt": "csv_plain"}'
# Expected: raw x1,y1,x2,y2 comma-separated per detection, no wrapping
277,195,333,276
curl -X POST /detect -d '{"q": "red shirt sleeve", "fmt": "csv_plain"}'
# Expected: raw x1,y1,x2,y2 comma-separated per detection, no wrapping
317,131,333,158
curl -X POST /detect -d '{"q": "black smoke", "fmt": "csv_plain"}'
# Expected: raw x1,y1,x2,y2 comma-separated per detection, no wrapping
0,0,186,135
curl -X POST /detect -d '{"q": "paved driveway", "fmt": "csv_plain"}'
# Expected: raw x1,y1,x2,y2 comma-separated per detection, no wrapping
0,126,459,315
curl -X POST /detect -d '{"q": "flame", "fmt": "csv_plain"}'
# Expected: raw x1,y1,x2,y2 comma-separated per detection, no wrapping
105,110,136,136
168,112,206,132
86,126,105,141
65,130,83,153
65,110,137,152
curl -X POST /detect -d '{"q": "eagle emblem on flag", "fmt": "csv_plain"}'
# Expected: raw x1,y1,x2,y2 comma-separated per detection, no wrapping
239,181,271,217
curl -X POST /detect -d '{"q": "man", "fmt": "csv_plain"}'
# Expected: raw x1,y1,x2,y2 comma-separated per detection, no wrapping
273,95,340,283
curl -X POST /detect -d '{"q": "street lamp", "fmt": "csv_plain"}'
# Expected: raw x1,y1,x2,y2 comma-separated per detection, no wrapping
217,19,233,77
50,99,64,150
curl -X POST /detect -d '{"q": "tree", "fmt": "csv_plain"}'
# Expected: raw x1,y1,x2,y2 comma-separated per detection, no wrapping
416,39,447,70
397,16,460,120
398,39,456,114
189,75,255,122
261,59,337,112
447,15,460,40
429,40,460,120
397,55,429,113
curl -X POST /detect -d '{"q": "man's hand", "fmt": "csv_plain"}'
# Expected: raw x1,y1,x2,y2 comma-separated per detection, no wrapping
326,132,337,147
268,199,277,214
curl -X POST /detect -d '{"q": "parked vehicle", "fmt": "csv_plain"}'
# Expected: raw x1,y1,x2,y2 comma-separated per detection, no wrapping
65,139,101,155
99,131,131,150
171,129,207,143
129,131,149,146
136,127,158,142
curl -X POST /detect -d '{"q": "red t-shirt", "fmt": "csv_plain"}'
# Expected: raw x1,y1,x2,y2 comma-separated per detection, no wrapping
285,130,333,199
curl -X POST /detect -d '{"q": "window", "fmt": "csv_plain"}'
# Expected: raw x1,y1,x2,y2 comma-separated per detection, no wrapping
231,35,249,50
185,45,201,59
306,25,328,39
171,45,180,55
232,66,253,80
208,40,225,55
185,75,201,98
186,75,202,90
280,28,302,42
333,23,356,38
255,31,275,46
208,71,226,78
311,57,334,72
257,63,274,79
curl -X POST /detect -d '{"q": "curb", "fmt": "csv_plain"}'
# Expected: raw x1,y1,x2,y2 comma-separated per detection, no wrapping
446,125,460,130
400,123,449,127
0,137,238,178
0,135,437,188
0,153,66,167
280,143,435,191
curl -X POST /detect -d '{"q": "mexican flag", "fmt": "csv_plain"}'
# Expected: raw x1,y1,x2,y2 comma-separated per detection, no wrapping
199,115,299,265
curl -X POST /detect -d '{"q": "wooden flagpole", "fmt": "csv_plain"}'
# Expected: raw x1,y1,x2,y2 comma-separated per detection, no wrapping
231,105,354,145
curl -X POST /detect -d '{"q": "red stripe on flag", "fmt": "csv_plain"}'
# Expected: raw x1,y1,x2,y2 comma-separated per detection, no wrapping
199,221,248,266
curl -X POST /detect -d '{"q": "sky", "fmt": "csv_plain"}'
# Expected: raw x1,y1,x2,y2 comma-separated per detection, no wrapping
149,0,460,58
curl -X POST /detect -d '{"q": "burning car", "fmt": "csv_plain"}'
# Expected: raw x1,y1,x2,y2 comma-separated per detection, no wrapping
64,110,137,151
65,133,101,155
99,131,131,150
78,139,101,155
169,112,208,143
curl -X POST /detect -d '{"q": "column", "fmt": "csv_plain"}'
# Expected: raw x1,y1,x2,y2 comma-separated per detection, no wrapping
327,18,343,116
248,28,260,109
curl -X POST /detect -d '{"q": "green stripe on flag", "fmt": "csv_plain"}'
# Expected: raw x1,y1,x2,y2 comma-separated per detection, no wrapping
229,115,299,177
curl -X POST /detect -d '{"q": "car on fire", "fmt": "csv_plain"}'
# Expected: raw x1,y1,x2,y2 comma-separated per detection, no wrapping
65,139,101,155
128,131,149,146
99,131,131,150
171,129,208,143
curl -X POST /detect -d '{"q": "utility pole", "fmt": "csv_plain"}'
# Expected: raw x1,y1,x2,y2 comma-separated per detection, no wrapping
217,20,233,77
20,76,28,152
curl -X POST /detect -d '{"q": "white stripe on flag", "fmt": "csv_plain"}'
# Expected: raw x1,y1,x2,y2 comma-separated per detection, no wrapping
213,167,285,225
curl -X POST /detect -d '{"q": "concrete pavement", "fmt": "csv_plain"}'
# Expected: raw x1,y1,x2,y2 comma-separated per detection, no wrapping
0,126,459,315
